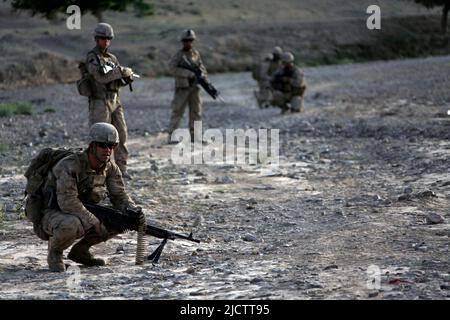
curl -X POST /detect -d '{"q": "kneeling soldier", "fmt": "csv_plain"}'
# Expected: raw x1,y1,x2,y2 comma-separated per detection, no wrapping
41,123,138,272
270,52,307,114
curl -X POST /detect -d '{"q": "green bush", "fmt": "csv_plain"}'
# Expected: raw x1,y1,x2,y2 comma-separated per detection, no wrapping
0,102,34,117
15,102,33,115
44,107,56,113
0,103,15,117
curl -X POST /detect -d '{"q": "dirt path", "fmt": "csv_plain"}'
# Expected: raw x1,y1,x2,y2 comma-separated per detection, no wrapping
1,56,450,299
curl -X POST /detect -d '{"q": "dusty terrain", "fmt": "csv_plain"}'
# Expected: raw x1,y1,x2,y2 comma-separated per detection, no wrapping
1,54,450,299
0,0,444,88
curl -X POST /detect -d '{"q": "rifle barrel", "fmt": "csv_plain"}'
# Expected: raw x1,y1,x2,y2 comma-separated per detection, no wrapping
146,224,200,243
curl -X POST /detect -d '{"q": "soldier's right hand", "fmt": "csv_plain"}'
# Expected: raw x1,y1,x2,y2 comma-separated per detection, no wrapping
121,67,133,78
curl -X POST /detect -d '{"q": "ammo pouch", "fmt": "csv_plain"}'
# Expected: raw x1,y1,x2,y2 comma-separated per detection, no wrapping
24,194,49,241
24,193,43,224
24,172,46,225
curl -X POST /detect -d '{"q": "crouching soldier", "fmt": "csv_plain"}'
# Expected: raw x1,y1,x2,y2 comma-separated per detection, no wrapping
39,123,139,272
270,52,307,114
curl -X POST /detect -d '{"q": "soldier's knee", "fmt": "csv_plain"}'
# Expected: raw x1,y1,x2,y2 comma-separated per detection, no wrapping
53,215,84,240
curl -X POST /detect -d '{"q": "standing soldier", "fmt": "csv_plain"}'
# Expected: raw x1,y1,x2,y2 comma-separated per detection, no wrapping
85,23,135,179
252,53,273,108
167,29,208,144
270,52,307,114
253,46,283,108
267,46,283,77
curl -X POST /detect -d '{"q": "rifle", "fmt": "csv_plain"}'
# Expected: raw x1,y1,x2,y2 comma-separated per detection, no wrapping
100,60,139,92
121,73,140,92
178,56,225,103
84,203,200,264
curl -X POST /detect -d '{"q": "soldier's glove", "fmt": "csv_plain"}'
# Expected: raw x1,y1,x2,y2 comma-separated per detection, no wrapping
126,205,145,225
121,67,133,78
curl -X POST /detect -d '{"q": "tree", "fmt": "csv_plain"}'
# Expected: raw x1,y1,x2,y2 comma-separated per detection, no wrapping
414,0,450,34
5,0,154,22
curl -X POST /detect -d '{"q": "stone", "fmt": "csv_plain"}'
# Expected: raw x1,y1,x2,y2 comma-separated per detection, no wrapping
323,264,339,270
215,176,235,184
115,245,124,254
403,187,413,194
416,190,437,198
250,277,264,284
426,213,445,225
243,234,257,242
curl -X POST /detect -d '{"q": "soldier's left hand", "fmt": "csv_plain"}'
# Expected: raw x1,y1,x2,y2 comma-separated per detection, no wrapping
123,76,134,84
121,67,133,78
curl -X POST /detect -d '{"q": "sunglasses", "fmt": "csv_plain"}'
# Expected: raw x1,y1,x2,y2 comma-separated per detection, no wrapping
96,142,117,149
98,36,112,40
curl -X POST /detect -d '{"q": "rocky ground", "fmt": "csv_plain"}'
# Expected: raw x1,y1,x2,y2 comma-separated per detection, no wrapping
1,55,450,299
0,0,444,88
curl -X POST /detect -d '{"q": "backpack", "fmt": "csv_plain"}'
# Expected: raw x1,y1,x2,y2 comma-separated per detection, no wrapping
76,61,94,97
24,148,81,240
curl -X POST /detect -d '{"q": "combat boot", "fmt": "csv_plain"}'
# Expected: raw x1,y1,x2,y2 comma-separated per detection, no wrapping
47,249,65,272
68,241,105,267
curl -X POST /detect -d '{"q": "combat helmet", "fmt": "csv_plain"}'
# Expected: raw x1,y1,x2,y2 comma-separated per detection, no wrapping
89,122,119,144
180,29,196,41
281,52,295,64
272,46,283,55
94,23,114,39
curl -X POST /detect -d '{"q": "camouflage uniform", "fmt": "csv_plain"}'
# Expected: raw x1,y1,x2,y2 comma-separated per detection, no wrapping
253,47,283,108
252,54,272,108
86,46,130,173
168,30,207,138
42,149,135,271
270,52,306,113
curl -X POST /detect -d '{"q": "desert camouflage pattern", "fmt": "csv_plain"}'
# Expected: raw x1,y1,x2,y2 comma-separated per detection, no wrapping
86,46,129,172
42,150,134,271
168,48,207,135
271,66,306,112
